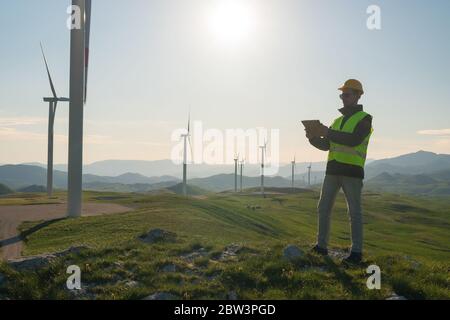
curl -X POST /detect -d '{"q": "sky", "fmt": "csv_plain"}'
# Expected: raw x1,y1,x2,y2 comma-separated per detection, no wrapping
0,0,449,165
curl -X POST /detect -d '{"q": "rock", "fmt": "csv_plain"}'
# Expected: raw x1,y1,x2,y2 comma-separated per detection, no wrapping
227,290,238,300
283,245,304,261
8,254,57,270
328,248,348,260
124,280,139,288
143,292,178,300
386,293,407,300
8,245,90,271
139,228,176,244
219,243,243,261
180,248,208,263
161,264,177,272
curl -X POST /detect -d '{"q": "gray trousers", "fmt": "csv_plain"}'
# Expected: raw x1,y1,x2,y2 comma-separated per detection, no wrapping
317,175,364,253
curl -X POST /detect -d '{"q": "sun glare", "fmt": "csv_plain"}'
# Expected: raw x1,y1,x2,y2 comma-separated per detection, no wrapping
208,0,257,46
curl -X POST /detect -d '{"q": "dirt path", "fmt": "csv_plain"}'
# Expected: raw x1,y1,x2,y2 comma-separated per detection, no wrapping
0,203,133,261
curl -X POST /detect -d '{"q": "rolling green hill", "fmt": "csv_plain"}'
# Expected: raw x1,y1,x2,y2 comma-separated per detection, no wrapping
0,190,448,300
366,171,450,195
0,183,13,195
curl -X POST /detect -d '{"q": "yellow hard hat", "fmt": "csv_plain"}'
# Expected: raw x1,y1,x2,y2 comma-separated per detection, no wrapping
338,79,364,95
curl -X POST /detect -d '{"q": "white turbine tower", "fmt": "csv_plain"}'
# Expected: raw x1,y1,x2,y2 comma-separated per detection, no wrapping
180,112,192,196
40,43,70,198
259,141,267,197
307,163,312,187
68,0,91,217
234,154,239,193
291,156,296,191
240,158,245,193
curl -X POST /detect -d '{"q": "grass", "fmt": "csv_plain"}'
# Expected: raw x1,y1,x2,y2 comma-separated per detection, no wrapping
0,190,449,300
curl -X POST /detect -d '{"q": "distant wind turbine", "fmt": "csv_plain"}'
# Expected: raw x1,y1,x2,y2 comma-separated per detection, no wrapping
234,154,239,192
40,43,70,198
259,141,267,197
307,163,312,187
180,111,192,196
240,158,245,193
291,156,296,190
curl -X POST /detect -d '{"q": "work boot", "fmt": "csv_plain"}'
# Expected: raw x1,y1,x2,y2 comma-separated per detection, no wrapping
311,245,328,256
342,251,363,265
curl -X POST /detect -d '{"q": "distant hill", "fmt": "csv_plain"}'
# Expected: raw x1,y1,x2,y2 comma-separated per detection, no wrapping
167,183,209,196
366,170,450,196
0,183,14,195
365,151,450,178
189,174,303,192
0,165,178,190
83,180,178,193
17,185,47,193
19,159,328,178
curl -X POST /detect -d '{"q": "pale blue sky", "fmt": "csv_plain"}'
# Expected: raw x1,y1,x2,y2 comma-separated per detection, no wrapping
0,0,449,164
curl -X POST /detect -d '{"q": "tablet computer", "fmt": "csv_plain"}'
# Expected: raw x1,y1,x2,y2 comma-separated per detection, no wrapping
301,120,321,130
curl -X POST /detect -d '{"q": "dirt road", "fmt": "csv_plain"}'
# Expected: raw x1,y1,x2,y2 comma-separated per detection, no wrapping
0,203,133,261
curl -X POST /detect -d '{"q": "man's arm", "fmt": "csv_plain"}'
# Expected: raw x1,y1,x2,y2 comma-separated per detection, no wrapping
326,115,372,147
309,136,330,151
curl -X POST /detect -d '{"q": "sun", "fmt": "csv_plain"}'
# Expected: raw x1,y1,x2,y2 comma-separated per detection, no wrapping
207,0,256,46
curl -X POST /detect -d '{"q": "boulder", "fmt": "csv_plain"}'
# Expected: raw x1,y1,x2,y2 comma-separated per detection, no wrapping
143,292,178,300
139,228,176,244
8,245,90,271
283,245,304,261
386,293,407,300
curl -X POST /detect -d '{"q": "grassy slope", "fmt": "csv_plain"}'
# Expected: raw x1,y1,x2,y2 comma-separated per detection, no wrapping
0,190,449,300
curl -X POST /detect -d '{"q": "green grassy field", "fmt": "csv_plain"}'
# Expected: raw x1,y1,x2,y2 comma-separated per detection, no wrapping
0,190,449,300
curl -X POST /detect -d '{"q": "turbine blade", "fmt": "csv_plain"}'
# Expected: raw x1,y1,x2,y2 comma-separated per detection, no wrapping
188,135,193,161
187,109,191,133
84,0,92,103
40,42,58,99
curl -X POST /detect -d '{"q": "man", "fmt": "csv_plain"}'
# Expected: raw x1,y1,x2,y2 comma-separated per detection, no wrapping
305,79,373,264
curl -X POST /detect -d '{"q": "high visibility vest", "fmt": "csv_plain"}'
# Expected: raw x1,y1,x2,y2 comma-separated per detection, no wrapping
328,111,373,168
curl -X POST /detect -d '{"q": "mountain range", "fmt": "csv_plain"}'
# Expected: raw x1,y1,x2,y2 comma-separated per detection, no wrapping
1,150,450,195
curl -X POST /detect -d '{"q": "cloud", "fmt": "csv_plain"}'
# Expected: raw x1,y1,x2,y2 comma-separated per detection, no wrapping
0,117,47,126
417,128,450,136
0,127,166,147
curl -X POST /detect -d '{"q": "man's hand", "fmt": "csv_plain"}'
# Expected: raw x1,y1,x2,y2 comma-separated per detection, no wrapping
316,124,329,137
305,123,329,139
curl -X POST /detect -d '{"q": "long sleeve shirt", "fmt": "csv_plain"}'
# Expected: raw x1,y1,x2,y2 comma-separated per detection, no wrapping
309,104,372,179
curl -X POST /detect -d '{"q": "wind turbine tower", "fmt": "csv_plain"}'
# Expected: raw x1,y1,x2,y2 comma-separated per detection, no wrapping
240,158,245,192
40,43,70,198
180,113,192,196
259,141,267,197
67,0,91,217
307,163,312,187
234,154,239,192
291,156,296,190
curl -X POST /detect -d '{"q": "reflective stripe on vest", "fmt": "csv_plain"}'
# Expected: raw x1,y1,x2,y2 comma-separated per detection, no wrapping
328,111,373,168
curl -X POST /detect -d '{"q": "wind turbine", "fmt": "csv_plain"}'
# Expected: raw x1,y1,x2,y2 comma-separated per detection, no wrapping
307,163,312,187
40,43,70,198
234,154,239,193
259,141,267,197
68,0,91,217
180,112,192,196
240,158,245,193
291,156,296,191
